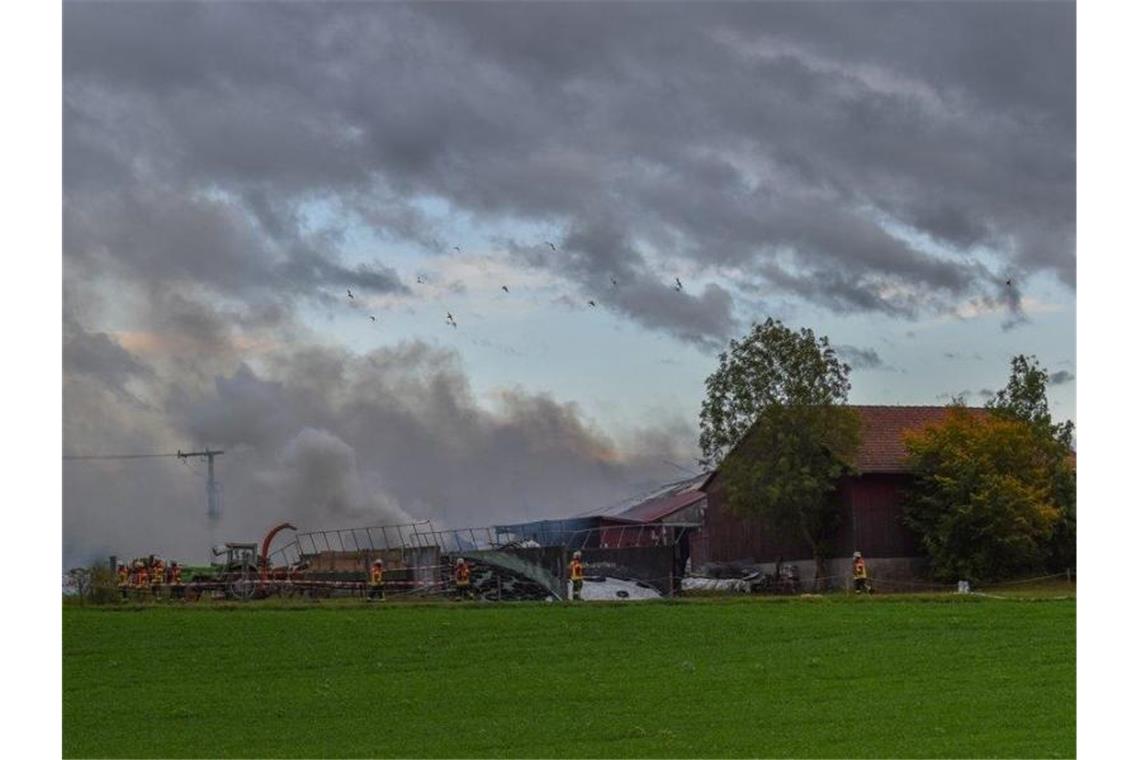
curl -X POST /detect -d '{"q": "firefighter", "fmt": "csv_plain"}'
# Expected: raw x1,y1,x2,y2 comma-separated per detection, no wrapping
116,563,129,600
169,561,183,599
569,550,585,601
454,558,472,600
151,558,165,598
852,551,871,594
368,559,385,601
136,561,149,597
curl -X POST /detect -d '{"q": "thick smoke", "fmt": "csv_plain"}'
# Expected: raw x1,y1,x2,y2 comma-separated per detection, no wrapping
62,327,693,566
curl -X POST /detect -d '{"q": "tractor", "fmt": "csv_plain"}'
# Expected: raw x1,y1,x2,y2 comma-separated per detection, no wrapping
212,542,260,600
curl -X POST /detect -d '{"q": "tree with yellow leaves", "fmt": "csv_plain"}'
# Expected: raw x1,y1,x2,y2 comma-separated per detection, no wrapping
903,406,1068,582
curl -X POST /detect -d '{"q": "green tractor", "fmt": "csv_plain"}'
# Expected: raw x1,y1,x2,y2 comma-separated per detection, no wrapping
212,542,260,600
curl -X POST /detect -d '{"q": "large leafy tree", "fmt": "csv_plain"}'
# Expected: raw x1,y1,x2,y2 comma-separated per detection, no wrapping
903,406,1065,581
699,319,861,586
985,355,1076,572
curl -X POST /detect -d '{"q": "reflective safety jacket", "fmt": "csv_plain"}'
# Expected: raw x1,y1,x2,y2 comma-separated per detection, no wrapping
569,559,584,582
171,566,182,585
853,558,868,579
117,567,129,587
137,568,149,587
151,564,164,584
455,564,471,586
370,566,384,586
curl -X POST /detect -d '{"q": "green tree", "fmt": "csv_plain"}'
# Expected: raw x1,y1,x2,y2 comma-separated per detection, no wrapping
987,354,1075,447
699,319,861,587
903,406,1065,581
986,355,1076,572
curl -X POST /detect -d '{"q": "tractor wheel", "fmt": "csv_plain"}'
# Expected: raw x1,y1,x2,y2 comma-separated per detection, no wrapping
226,576,257,601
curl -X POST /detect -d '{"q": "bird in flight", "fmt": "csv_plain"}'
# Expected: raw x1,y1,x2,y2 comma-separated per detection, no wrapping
673,277,683,292
587,300,597,308
546,241,557,251
446,312,458,328
1005,279,1012,287
416,275,425,285
369,315,376,322
501,285,510,293
610,277,618,288
453,246,461,253
347,289,354,299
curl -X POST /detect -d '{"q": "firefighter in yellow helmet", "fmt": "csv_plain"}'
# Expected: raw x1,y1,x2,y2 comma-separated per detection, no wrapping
151,558,165,598
136,561,149,598
852,551,871,594
169,561,184,599
116,563,129,600
368,559,385,601
569,550,585,601
454,558,473,600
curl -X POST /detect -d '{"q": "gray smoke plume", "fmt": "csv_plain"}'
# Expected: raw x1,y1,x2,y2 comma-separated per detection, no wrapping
62,326,694,567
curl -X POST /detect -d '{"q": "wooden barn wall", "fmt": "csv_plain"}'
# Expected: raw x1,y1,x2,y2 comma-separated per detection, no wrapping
696,473,919,565
835,474,920,558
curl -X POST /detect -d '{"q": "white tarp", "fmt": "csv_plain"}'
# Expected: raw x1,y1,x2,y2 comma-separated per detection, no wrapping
571,577,662,601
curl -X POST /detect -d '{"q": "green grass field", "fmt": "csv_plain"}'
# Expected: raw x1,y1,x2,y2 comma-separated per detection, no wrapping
63,596,1075,758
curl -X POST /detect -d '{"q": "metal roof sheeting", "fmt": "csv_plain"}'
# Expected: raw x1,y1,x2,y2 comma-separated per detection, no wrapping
589,472,711,524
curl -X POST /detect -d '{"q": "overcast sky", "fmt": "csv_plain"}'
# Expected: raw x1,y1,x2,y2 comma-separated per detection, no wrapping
62,1,1074,566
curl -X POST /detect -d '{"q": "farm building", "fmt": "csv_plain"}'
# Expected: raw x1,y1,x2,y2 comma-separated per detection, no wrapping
567,473,712,589
691,405,987,585
589,473,710,547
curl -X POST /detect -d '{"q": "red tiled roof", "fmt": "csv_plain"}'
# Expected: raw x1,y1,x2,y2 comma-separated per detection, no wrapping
849,405,986,473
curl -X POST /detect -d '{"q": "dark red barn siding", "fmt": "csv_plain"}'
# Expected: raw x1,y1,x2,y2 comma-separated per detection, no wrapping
698,474,814,564
700,473,917,564
695,406,979,566
835,474,919,558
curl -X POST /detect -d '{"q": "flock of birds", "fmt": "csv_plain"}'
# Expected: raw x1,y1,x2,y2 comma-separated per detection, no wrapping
343,241,1016,330
342,240,692,330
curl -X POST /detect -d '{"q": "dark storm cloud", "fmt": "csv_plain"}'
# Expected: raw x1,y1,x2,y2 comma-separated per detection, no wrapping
63,316,152,389
64,182,407,302
64,0,1074,342
503,217,738,348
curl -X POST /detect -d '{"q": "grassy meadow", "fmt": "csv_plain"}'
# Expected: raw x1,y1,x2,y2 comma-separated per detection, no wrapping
63,595,1075,758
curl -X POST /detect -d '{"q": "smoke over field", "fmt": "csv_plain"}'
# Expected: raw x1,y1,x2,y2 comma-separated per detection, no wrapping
64,333,692,566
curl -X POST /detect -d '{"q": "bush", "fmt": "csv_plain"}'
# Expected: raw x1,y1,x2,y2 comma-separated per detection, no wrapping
78,564,122,605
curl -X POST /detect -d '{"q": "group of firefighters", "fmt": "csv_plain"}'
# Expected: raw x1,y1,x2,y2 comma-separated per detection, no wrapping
115,550,867,602
116,557,183,599
366,550,589,602
365,550,867,601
